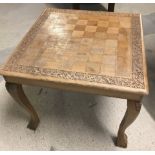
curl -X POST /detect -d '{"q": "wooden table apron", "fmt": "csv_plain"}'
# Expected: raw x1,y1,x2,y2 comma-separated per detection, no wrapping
0,8,149,148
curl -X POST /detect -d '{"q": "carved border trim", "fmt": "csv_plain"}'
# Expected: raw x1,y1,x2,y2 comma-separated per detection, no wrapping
4,9,144,89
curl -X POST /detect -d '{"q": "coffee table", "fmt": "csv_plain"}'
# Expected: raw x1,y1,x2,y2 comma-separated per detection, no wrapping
0,8,148,148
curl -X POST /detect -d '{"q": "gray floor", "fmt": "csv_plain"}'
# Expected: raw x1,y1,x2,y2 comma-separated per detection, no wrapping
0,3,155,150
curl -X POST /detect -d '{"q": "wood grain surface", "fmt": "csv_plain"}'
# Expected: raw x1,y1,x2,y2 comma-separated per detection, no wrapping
0,8,149,97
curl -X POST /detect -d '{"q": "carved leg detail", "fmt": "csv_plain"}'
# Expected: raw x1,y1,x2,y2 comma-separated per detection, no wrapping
116,99,142,148
5,82,40,130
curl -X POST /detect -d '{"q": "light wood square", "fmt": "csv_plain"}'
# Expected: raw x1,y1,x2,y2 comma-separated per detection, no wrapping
95,32,107,39
109,21,120,27
52,26,64,34
62,59,75,71
76,52,88,62
108,16,119,22
106,33,118,40
118,33,128,41
56,19,67,25
97,21,109,27
118,40,128,49
107,27,119,34
44,61,62,69
77,19,88,25
116,56,131,77
64,24,75,31
72,61,86,72
105,39,118,48
88,53,103,63
79,44,91,53
102,55,116,65
68,38,81,44
91,46,104,54
104,47,116,55
76,49,88,56
86,62,101,74
101,64,115,76
72,31,84,38
117,47,129,57
120,22,131,28
81,38,93,45
41,48,56,59
85,26,97,32
93,39,105,46
119,17,131,28
67,43,80,51
67,19,78,24
63,51,74,58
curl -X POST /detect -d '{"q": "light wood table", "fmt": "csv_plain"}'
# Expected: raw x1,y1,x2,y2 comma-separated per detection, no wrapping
0,8,149,148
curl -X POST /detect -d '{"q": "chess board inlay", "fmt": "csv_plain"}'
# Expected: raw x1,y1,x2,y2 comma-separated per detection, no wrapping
2,8,147,90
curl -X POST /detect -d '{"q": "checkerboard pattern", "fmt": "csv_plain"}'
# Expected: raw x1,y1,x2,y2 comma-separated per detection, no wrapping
19,12,132,78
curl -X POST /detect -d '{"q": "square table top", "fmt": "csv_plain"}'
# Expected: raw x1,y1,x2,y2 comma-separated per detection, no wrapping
0,8,148,97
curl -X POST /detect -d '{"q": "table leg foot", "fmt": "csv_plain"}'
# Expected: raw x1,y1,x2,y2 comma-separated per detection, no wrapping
117,132,127,148
116,99,142,148
27,117,40,130
5,82,40,131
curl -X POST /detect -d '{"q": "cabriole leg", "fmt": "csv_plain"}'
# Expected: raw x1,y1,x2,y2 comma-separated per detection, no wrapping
5,82,40,130
116,99,142,148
